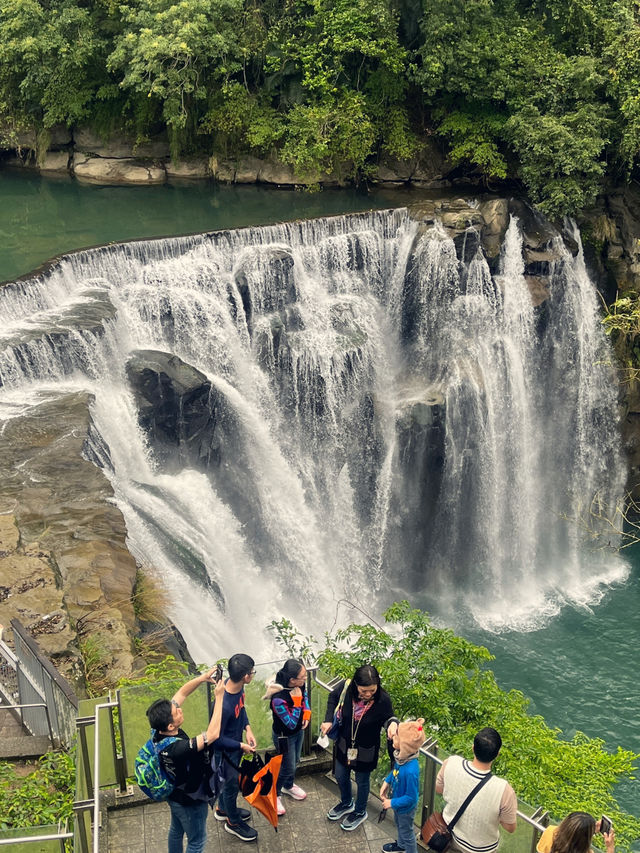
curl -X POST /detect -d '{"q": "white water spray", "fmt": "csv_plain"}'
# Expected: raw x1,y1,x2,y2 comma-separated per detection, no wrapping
0,210,628,656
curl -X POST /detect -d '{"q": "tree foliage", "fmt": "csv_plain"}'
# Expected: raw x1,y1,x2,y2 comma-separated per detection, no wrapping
270,602,640,849
1,0,640,211
0,750,74,829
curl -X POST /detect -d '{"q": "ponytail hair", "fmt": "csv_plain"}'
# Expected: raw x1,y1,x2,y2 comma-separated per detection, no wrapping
275,659,305,688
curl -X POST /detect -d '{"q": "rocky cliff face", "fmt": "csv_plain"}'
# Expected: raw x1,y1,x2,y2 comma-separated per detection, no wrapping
0,122,448,188
579,184,640,501
0,391,187,692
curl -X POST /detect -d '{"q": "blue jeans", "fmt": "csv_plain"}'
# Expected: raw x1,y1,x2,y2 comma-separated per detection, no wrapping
395,809,418,853
167,799,208,853
272,728,304,793
334,757,370,814
217,748,243,825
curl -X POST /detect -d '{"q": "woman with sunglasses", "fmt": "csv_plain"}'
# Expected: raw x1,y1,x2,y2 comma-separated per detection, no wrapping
320,664,398,831
264,659,311,816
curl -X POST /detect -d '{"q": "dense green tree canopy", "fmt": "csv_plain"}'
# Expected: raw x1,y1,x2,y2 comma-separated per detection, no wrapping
0,0,639,214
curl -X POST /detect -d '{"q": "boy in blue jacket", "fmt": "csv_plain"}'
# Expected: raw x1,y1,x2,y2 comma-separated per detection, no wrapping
379,718,425,853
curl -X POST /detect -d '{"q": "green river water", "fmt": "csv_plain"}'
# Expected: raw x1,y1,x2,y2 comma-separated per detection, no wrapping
1,168,637,818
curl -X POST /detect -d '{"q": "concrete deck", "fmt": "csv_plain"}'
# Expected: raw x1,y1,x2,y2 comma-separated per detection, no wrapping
103,773,406,853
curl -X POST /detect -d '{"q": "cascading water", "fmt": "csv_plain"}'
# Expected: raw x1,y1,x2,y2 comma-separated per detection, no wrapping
0,207,628,658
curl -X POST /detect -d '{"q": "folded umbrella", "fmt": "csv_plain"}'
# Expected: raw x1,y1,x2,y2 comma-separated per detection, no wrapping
244,753,283,831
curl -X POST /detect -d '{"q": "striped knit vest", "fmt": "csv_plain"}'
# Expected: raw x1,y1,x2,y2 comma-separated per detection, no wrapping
442,756,507,853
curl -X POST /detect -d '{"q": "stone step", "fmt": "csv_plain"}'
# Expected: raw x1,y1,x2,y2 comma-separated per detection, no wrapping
0,735,52,759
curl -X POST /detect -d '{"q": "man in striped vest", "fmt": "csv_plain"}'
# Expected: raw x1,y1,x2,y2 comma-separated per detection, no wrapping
435,727,517,853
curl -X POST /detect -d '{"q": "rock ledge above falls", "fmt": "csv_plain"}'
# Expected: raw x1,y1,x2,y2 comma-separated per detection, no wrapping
0,391,180,692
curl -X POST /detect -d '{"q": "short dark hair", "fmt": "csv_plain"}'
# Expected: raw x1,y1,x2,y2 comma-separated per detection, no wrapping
228,653,255,681
473,727,502,762
146,698,173,732
349,664,381,701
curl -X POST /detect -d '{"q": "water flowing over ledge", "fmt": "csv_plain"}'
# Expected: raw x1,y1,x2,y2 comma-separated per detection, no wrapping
0,206,628,658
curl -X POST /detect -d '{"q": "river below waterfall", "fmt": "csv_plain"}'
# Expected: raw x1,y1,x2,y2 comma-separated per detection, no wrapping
0,170,637,817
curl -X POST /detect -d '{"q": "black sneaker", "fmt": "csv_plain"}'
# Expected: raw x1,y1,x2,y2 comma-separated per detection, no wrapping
224,822,258,842
382,843,405,853
327,799,355,820
215,807,251,822
341,810,368,831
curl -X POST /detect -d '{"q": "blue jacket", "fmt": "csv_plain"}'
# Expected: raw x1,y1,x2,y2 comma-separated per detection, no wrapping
384,757,420,814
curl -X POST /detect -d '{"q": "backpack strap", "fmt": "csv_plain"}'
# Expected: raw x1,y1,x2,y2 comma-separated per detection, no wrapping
447,772,493,833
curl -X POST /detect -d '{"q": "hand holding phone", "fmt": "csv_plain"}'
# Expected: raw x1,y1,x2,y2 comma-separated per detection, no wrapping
214,664,224,682
600,816,613,836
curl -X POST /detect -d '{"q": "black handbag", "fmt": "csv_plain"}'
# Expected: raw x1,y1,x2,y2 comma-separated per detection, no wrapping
421,771,493,853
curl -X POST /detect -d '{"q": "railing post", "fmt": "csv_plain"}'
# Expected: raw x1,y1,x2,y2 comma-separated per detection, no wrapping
73,804,91,853
302,664,316,757
77,719,94,797
530,808,549,853
106,696,127,794
421,738,439,829
43,703,54,748
115,689,129,786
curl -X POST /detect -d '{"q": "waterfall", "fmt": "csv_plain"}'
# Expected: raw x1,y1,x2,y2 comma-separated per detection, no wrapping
0,208,628,657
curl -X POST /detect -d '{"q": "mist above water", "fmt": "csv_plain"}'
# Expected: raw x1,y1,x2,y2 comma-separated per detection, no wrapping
0,208,628,659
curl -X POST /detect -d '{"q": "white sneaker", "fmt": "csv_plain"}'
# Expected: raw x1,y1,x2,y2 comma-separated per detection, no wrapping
282,783,307,800
277,796,286,816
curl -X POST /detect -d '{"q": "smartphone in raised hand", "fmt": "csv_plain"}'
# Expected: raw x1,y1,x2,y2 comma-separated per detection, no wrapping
600,816,613,835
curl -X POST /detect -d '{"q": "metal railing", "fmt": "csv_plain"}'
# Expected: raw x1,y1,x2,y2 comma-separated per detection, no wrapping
73,695,129,853
0,702,54,748
0,620,78,748
0,823,72,851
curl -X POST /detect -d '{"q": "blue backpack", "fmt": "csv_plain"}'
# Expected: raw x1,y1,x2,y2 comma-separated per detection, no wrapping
135,733,179,801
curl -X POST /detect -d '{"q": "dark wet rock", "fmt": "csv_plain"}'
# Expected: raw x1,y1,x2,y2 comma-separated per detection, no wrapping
126,350,227,468
454,227,482,263
385,390,446,584
234,248,296,330
126,349,284,571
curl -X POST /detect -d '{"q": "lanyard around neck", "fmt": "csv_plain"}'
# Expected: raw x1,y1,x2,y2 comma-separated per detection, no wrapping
350,699,371,745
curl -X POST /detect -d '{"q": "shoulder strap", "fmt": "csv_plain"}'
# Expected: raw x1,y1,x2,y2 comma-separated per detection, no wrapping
337,679,351,710
153,735,179,753
447,772,493,832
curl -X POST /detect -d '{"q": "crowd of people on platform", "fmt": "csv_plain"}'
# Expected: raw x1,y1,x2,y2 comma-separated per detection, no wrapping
144,654,617,853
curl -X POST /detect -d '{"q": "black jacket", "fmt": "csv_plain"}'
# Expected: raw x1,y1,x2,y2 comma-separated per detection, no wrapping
155,729,211,806
324,680,394,773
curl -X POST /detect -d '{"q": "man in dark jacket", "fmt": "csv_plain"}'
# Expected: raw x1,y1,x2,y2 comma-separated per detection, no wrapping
146,669,225,853
210,653,259,842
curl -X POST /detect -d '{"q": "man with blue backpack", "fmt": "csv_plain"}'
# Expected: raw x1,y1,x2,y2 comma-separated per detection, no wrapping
141,668,226,853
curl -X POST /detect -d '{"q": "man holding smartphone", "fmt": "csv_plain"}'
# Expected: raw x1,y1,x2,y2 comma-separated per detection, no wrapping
145,668,226,853
210,653,259,842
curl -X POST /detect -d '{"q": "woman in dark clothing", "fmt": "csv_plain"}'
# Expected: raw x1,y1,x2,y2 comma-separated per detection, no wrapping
320,664,398,831
263,659,311,816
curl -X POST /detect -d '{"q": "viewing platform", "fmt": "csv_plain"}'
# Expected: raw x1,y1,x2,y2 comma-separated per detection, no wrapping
0,621,550,853
102,772,399,853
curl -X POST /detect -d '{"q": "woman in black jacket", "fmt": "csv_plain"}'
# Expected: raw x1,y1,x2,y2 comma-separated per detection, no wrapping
320,664,398,831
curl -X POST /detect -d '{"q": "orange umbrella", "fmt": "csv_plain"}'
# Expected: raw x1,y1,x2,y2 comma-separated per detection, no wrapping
244,753,283,830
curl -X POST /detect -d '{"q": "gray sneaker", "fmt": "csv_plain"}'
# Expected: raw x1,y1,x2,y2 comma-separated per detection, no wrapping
224,822,258,842
327,799,355,820
341,810,368,831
